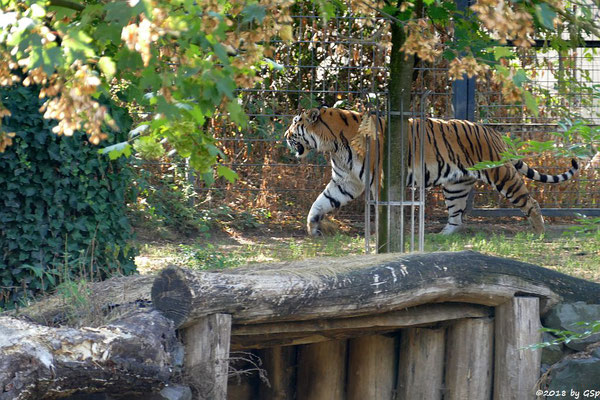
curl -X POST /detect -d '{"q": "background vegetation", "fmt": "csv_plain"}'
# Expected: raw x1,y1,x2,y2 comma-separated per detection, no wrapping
0,83,135,306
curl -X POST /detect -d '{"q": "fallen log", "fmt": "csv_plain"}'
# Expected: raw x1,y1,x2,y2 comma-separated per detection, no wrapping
6,274,155,327
151,250,600,328
0,310,177,400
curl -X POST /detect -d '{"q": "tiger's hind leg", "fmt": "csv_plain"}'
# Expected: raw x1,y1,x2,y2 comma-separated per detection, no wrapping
487,165,545,234
440,179,476,235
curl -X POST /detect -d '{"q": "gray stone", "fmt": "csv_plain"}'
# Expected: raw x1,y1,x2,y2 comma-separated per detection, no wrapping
541,332,566,365
547,356,600,397
158,385,193,400
543,302,600,351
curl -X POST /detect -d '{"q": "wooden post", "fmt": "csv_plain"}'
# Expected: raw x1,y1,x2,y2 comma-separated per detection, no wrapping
445,318,494,400
396,327,446,400
347,334,397,400
297,340,347,400
494,297,542,400
256,346,296,400
183,314,232,400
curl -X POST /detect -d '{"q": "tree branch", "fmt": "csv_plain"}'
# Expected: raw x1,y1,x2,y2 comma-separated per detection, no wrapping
48,0,85,12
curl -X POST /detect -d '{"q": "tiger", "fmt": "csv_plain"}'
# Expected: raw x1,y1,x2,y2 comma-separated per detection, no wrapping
284,107,579,236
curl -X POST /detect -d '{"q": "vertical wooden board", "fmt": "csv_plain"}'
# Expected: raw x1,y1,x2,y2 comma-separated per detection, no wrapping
184,314,232,400
256,346,297,400
297,340,347,400
227,351,259,400
227,376,256,400
494,297,542,400
347,334,397,400
445,318,494,400
396,327,446,400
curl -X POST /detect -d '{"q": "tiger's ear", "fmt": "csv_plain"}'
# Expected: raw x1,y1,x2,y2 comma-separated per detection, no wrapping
306,108,320,124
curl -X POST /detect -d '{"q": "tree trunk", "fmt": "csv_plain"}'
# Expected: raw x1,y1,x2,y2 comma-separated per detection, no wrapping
378,1,419,253
0,310,177,400
151,250,600,329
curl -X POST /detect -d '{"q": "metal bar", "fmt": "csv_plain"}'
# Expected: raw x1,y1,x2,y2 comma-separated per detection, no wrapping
365,127,371,254
419,91,431,252
505,39,600,48
367,201,424,206
470,208,600,217
395,95,401,253
410,103,417,253
389,111,424,116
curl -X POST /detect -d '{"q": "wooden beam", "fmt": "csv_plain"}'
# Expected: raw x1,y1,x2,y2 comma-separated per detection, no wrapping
152,251,600,328
396,327,446,400
494,297,542,400
297,340,347,400
183,314,232,400
256,346,296,400
445,318,494,400
234,303,490,336
347,335,396,400
231,303,491,350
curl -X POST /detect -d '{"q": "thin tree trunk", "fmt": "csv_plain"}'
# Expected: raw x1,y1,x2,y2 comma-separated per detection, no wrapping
378,2,418,252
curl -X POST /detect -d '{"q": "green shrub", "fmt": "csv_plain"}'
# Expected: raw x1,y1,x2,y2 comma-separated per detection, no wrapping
0,84,137,307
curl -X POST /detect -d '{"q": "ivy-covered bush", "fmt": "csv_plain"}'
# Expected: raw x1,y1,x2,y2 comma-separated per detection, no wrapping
0,84,136,307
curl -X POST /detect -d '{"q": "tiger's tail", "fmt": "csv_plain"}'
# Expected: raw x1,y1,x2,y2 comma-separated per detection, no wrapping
513,159,579,183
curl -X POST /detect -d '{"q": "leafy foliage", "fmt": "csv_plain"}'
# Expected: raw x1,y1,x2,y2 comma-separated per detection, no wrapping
529,321,600,350
0,83,136,307
0,0,293,180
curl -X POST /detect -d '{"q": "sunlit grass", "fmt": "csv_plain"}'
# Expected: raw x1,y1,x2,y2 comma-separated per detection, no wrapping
425,231,600,281
136,229,599,281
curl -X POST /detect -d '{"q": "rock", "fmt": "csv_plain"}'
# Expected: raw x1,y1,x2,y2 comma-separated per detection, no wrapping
158,385,193,400
541,332,565,366
543,302,600,351
547,355,600,396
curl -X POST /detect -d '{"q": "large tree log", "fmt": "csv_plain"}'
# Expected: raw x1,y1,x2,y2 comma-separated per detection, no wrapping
152,251,600,328
0,310,177,400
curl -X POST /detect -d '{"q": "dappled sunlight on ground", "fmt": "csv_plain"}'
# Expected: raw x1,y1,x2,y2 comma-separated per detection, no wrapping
133,219,599,281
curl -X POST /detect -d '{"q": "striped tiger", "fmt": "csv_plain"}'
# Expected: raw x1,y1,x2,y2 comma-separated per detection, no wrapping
284,107,579,236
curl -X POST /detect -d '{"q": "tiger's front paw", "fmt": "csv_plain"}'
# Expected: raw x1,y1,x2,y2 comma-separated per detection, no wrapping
307,213,324,236
307,220,322,236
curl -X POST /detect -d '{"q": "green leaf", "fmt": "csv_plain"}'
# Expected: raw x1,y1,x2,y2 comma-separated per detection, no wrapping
428,5,449,20
63,29,96,60
98,56,116,80
217,165,238,183
523,91,539,117
468,160,505,171
241,4,266,24
98,141,132,160
535,3,556,30
263,58,284,71
227,101,248,127
512,69,529,88
491,46,514,61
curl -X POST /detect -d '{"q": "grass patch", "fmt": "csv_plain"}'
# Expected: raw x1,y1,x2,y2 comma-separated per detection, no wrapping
177,233,366,270
425,230,600,281
136,228,599,282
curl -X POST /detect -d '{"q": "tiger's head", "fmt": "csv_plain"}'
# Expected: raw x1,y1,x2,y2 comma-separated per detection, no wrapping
284,108,323,159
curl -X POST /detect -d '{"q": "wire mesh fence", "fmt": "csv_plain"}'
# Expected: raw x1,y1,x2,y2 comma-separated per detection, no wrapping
192,8,392,228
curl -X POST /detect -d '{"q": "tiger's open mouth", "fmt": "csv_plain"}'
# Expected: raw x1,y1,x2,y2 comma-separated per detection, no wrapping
287,139,305,157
